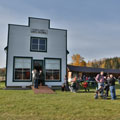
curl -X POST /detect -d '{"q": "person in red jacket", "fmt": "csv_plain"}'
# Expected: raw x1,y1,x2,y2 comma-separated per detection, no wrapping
82,81,89,92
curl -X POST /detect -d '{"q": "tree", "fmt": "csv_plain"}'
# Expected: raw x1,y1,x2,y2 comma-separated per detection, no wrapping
71,54,86,66
70,54,120,69
80,60,86,67
112,57,120,69
104,59,112,69
86,61,92,67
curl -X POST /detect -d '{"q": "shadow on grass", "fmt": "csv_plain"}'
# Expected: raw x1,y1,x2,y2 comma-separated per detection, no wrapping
105,97,120,100
77,90,95,93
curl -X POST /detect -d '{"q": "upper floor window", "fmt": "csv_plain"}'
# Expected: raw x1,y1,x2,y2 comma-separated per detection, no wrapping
31,37,47,52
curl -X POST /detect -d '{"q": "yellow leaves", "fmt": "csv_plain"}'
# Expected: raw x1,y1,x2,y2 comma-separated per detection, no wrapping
71,54,86,67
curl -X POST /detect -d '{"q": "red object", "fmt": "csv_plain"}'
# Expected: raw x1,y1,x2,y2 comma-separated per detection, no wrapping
82,82,88,88
86,77,88,80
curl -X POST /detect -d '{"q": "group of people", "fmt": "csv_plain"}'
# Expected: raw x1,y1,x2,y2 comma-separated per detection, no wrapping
32,68,45,88
95,71,116,100
32,67,117,100
62,75,90,93
62,71,117,100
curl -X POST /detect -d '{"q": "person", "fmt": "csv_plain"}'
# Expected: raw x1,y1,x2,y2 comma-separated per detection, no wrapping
95,71,104,96
68,72,72,91
32,68,36,86
104,75,110,97
61,75,67,92
64,75,69,91
94,84,104,99
109,74,116,100
82,81,89,92
32,68,39,88
38,69,45,86
70,76,77,93
83,75,86,81
61,83,65,91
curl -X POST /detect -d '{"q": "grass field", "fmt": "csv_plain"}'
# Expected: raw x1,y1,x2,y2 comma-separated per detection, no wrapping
0,82,120,120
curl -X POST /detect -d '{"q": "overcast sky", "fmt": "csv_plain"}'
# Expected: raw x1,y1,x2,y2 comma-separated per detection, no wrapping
0,0,120,68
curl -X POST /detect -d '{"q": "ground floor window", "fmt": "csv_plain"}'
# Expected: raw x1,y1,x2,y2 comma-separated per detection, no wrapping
13,57,32,82
45,58,61,81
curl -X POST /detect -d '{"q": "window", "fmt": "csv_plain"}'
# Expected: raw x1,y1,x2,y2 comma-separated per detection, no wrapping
13,57,32,81
31,37,47,52
45,59,61,81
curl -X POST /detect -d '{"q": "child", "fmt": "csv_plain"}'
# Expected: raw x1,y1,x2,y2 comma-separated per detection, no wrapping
61,83,65,91
94,84,105,99
82,81,89,92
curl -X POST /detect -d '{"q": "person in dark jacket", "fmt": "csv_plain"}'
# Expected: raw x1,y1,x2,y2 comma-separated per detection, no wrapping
38,69,45,86
109,74,116,100
104,76,110,97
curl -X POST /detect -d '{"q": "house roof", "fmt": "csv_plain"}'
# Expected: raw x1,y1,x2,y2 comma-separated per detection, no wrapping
67,65,120,74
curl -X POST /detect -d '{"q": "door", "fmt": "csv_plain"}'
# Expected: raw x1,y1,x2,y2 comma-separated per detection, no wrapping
32,60,44,85
33,60,43,71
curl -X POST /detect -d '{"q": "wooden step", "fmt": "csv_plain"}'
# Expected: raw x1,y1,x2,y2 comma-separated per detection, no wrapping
31,86,55,94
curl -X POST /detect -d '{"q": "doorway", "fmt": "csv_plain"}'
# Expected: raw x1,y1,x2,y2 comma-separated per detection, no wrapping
33,60,44,71
33,60,44,85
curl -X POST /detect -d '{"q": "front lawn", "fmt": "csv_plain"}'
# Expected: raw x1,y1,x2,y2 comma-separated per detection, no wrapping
0,82,120,120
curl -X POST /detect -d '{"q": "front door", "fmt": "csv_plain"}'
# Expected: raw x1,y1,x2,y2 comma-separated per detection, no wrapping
33,60,44,85
33,60,43,71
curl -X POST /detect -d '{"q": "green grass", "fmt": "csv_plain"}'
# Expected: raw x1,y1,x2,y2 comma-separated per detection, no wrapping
0,82,120,120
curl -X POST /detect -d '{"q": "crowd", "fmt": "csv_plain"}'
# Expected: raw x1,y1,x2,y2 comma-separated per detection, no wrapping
32,66,118,100
62,71,117,100
95,71,116,100
62,75,95,93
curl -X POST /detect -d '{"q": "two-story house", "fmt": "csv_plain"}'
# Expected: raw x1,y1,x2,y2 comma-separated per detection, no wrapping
5,17,67,88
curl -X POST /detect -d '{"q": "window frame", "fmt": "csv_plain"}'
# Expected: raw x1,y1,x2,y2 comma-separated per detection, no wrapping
30,37,47,52
44,58,62,82
13,56,33,82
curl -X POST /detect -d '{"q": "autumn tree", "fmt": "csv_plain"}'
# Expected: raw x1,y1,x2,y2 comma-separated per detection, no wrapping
80,60,86,67
71,54,86,66
70,54,120,69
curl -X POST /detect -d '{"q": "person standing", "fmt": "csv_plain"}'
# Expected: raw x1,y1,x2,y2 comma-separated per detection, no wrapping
32,68,36,86
71,76,77,93
38,69,45,86
95,71,104,96
104,75,110,97
32,69,39,88
64,75,69,91
109,74,116,100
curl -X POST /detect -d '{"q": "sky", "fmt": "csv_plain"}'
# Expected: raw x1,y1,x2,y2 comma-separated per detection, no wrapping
0,0,120,68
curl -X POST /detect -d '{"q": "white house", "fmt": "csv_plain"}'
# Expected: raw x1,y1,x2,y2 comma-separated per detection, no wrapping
5,17,67,88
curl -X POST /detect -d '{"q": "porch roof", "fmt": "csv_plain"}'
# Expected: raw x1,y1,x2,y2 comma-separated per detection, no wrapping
67,65,120,74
